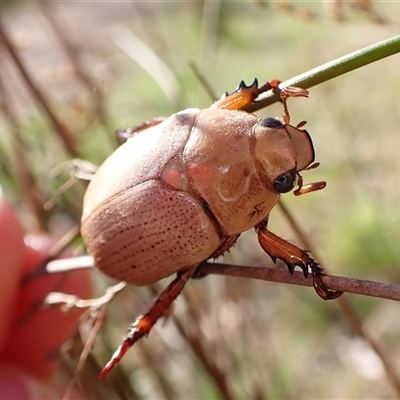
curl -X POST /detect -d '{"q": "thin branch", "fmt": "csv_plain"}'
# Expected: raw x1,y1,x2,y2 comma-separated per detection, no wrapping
244,34,400,113
45,282,127,310
43,256,400,303
45,255,94,274
21,224,81,284
197,262,400,302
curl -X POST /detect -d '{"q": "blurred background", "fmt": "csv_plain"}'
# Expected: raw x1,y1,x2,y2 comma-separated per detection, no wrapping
1,1,400,398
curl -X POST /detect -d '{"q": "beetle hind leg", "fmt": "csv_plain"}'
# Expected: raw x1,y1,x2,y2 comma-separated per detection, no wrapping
116,117,167,144
256,225,342,301
98,265,197,379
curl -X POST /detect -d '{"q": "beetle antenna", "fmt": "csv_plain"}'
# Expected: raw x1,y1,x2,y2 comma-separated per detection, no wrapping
293,173,304,195
305,162,320,171
294,172,326,196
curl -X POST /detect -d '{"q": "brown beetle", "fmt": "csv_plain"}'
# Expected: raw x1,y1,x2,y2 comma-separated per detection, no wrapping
81,79,342,378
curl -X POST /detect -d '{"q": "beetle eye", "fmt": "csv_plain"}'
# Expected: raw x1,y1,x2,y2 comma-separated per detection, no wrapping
273,171,296,193
259,117,283,128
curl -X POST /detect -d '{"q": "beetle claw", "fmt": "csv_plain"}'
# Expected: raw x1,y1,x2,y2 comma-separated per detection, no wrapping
300,262,309,278
310,263,343,300
286,262,295,275
98,341,132,380
257,227,341,300
284,261,309,278
269,255,277,264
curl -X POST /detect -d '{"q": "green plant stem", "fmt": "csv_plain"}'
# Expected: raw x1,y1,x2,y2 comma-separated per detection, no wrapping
245,34,400,112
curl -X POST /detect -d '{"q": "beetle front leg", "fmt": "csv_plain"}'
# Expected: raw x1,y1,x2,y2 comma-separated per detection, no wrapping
211,78,309,115
255,225,343,300
98,265,197,379
211,79,284,111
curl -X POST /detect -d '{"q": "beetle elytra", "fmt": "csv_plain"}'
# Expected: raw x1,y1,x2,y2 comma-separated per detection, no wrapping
81,79,342,378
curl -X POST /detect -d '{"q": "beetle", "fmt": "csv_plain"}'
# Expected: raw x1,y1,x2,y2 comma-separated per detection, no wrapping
80,79,342,378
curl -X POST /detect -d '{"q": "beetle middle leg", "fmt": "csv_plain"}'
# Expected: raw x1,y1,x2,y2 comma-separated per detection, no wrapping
98,264,197,379
255,224,343,300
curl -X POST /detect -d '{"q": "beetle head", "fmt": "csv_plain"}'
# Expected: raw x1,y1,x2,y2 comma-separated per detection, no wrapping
252,117,316,194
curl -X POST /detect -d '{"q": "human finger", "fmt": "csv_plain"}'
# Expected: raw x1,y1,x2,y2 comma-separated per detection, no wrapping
0,201,26,350
1,233,92,378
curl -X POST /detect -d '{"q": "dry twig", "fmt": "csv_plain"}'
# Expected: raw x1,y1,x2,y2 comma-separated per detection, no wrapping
44,256,400,303
0,18,79,158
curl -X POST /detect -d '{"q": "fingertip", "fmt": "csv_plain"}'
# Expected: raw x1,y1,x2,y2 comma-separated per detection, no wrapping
0,364,87,400
0,201,26,349
0,365,59,400
2,232,92,378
